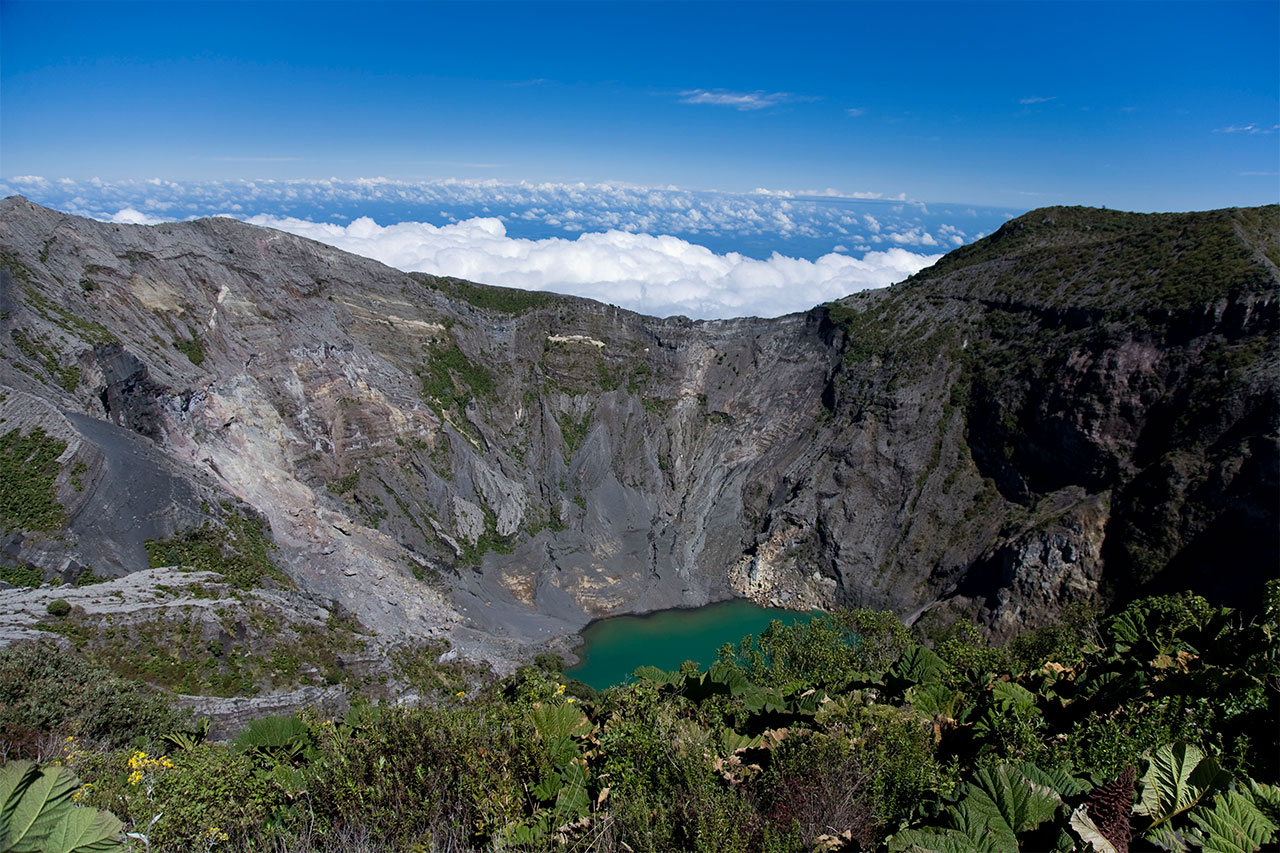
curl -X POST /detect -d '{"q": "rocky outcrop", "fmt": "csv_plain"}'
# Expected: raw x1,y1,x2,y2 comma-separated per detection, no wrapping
0,197,1275,668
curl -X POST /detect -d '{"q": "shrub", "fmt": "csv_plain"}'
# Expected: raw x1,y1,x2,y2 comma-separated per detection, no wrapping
141,744,282,849
46,598,71,618
533,652,565,674
306,704,534,849
0,643,189,757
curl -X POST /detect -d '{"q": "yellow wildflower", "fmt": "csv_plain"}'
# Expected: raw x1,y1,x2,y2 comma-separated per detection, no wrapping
566,697,576,704
126,750,173,783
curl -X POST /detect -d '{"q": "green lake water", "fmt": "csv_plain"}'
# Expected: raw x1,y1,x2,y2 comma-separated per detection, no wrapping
565,598,818,690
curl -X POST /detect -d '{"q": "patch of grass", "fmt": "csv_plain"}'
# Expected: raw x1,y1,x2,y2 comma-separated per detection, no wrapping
40,600,366,697
390,639,483,699
421,274,558,315
597,359,622,391
23,286,118,345
172,326,206,366
327,470,360,495
79,263,112,294
641,396,668,416
357,491,387,527
0,250,33,284
627,362,653,394
145,509,291,590
73,567,110,586
429,433,453,480
410,561,442,585
418,340,495,409
557,408,594,464
0,427,67,532
0,563,44,588
10,329,81,391
69,459,88,491
458,506,516,567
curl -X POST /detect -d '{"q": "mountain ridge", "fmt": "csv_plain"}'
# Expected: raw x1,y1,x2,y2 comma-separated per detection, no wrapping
0,196,1275,673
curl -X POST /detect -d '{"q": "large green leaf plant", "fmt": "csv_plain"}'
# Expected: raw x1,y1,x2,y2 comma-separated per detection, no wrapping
0,760,124,853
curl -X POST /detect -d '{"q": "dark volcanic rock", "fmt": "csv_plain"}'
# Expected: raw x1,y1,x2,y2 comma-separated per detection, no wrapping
1,196,1275,664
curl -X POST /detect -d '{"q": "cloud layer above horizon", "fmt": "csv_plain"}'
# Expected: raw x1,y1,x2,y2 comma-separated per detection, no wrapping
241,214,941,319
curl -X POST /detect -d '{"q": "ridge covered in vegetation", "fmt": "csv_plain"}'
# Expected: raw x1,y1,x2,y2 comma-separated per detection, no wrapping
2,586,1276,851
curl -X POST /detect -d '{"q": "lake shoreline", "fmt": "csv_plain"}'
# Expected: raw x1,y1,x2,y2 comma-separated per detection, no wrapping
564,597,821,689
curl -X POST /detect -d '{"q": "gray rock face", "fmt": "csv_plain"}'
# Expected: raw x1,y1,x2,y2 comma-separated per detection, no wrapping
1,197,1275,668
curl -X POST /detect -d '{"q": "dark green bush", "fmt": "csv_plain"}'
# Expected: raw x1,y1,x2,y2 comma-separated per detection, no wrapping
723,607,913,691
533,652,565,673
46,598,71,617
0,642,189,756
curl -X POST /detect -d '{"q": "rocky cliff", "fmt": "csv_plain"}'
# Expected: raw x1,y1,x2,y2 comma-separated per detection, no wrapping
1,197,1275,668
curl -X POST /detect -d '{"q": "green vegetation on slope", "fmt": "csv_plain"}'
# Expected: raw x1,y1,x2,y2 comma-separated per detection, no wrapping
144,507,291,590
10,329,81,391
910,205,1278,309
172,325,206,366
36,604,367,697
0,427,67,532
1,587,1273,852
420,274,560,315
417,339,495,409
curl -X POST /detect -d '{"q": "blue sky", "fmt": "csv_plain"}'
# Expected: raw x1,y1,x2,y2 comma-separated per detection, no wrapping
3,1,1276,210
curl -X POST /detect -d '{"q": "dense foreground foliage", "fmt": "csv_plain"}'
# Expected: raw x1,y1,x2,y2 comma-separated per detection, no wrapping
1,588,1277,852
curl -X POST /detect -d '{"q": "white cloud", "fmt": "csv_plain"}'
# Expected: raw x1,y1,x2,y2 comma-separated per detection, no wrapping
885,227,939,247
7,176,977,249
246,214,939,320
678,89,795,111
209,156,301,162
109,207,165,225
845,107,866,117
1213,124,1278,135
1019,96,1056,105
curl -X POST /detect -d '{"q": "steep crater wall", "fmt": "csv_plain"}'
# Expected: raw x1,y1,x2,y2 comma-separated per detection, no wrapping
0,197,1275,664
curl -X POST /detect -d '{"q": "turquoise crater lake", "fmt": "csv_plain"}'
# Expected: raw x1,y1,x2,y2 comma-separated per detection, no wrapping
565,598,818,690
